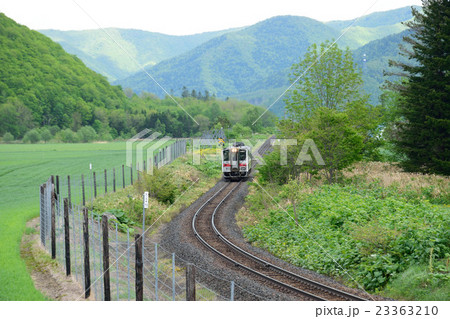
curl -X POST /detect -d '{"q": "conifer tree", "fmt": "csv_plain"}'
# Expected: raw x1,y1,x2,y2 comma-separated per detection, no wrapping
392,1,450,175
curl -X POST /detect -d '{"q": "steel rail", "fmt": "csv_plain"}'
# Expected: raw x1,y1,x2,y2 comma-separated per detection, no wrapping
192,180,326,300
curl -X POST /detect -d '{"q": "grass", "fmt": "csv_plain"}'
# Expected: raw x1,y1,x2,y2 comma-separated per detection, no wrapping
237,162,450,299
0,141,169,300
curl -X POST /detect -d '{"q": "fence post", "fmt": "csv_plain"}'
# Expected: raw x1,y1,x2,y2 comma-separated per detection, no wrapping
172,253,176,301
40,184,45,246
93,172,97,198
104,169,107,194
51,176,56,259
122,165,125,189
64,198,71,276
130,166,133,185
102,215,111,301
56,175,60,197
113,168,116,193
127,229,131,301
230,281,235,301
135,234,143,301
115,222,119,301
67,175,71,207
186,263,196,301
154,243,158,301
83,207,91,299
81,174,86,206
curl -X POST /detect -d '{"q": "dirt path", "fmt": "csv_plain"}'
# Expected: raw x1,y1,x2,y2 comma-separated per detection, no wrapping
21,218,93,301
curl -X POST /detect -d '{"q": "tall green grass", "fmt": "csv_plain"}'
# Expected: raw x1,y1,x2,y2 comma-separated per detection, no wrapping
0,142,149,300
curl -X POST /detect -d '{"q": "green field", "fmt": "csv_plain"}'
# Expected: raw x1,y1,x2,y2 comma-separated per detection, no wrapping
0,142,155,300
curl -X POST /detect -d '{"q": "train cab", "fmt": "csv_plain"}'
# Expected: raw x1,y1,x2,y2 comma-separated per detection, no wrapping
222,142,251,181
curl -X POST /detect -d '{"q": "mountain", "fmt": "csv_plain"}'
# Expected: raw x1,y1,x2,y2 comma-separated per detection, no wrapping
0,13,127,137
355,29,412,103
40,28,239,81
116,8,415,115
116,16,358,97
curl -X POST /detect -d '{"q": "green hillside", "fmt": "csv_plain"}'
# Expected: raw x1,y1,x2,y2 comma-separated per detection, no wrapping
354,30,412,103
40,28,238,81
0,13,128,138
117,16,357,97
116,7,416,114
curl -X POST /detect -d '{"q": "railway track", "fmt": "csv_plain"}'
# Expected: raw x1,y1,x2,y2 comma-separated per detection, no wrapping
192,138,367,301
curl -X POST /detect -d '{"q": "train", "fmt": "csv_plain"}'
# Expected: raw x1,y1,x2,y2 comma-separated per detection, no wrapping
222,142,252,181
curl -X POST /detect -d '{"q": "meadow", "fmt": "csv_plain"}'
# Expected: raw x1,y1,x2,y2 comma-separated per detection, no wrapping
0,142,144,300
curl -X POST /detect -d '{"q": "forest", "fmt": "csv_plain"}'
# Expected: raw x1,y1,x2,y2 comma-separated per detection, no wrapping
0,13,275,143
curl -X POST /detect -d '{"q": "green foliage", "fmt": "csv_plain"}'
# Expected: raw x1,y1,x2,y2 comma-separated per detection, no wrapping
58,128,79,143
2,132,14,143
285,41,366,122
302,108,364,183
39,127,52,143
77,126,97,143
22,129,41,144
93,209,135,234
242,182,450,293
138,169,178,204
384,261,449,300
389,2,450,175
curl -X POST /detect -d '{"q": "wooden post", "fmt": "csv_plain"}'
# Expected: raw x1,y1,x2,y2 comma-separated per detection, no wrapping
51,176,56,259
81,174,86,206
64,198,71,276
93,172,97,198
113,168,116,193
83,207,91,298
102,215,111,301
122,165,125,189
135,234,143,301
104,169,107,194
130,166,133,185
186,263,196,301
67,175,71,207
56,175,60,197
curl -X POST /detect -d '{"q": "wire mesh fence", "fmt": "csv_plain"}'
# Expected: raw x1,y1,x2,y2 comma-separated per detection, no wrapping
37,138,267,301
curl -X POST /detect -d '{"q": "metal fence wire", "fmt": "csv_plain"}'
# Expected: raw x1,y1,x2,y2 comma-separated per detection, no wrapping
38,139,266,301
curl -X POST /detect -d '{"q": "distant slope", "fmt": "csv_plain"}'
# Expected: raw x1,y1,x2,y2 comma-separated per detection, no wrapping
354,29,412,103
40,28,238,81
116,15,357,97
0,13,127,136
325,6,417,48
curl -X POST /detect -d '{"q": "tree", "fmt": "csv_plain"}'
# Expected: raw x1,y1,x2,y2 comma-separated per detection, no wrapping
40,127,52,143
389,1,450,175
22,128,41,144
77,126,97,143
2,132,14,143
302,108,363,183
285,40,366,125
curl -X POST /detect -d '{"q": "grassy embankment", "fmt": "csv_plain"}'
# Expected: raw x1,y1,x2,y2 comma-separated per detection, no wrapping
237,162,450,300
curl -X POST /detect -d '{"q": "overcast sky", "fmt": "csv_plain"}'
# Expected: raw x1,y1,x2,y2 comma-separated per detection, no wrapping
1,0,421,35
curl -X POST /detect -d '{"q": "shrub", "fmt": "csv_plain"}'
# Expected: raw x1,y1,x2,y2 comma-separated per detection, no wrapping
59,128,79,143
22,129,41,143
77,126,97,142
2,132,14,143
39,127,52,143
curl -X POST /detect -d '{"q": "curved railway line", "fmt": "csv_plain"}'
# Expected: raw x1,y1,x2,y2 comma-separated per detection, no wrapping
192,137,367,301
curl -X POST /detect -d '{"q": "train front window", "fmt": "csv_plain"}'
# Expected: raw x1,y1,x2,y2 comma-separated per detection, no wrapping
239,150,246,161
231,150,238,162
223,150,229,161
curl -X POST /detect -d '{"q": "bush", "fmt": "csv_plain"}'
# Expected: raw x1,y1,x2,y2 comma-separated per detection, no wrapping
39,127,52,142
139,169,178,204
22,129,41,143
2,132,14,143
77,126,97,142
59,128,79,143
